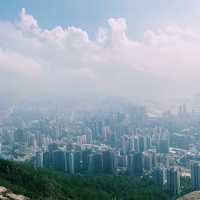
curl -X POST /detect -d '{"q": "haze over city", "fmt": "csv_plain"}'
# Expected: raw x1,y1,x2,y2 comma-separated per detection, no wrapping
2,1,200,200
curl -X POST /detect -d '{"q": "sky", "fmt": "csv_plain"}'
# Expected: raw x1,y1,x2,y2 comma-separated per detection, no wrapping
1,0,200,104
1,0,200,37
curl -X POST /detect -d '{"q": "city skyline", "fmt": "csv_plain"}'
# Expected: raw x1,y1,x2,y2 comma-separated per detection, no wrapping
2,2,200,200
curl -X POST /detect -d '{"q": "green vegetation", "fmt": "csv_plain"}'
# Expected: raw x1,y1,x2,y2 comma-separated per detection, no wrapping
180,176,192,196
0,159,170,200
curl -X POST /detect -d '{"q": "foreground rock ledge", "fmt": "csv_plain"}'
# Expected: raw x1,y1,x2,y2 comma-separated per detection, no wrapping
177,191,200,200
0,186,30,200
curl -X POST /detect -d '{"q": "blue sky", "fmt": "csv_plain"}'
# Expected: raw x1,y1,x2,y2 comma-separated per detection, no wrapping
1,0,200,39
1,1,200,101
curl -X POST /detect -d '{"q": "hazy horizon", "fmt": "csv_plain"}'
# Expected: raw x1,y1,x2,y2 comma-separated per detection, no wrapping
2,2,200,199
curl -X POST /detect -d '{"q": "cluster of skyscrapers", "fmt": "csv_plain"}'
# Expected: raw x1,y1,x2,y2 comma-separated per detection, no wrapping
2,103,200,197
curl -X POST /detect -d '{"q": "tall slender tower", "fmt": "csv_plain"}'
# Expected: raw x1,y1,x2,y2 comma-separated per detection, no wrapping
191,162,200,190
167,167,180,195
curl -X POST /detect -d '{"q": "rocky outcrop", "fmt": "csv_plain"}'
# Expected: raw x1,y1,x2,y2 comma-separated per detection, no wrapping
177,191,200,200
0,186,30,200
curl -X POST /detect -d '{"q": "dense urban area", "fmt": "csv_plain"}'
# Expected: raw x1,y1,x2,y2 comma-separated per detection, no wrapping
1,1,200,200
1,98,200,199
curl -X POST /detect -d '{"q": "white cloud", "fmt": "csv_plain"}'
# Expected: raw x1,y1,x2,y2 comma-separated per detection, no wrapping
0,8,200,102
20,8,39,32
0,48,41,74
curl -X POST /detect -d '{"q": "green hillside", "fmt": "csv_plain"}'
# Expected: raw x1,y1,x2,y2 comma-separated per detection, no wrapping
0,159,170,200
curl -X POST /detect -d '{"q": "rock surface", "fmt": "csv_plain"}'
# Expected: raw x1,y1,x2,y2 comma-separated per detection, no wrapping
0,187,30,200
177,191,200,200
